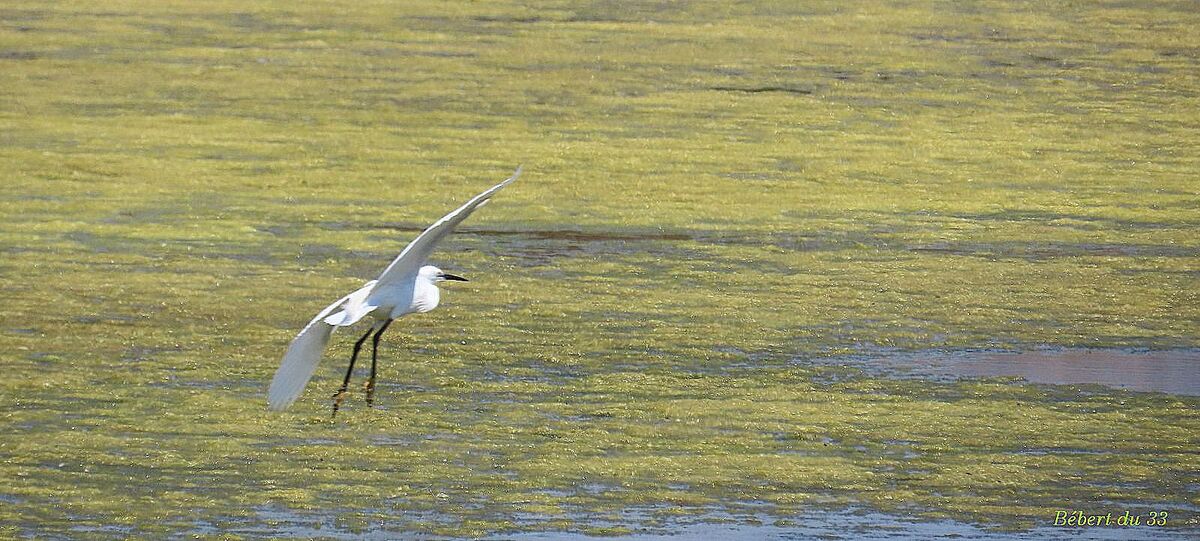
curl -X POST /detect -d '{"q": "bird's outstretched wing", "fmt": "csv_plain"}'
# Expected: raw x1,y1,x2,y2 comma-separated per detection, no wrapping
372,166,521,291
267,281,375,411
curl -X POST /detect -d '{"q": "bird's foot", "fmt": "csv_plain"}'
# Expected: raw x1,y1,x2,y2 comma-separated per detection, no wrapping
363,379,376,407
331,388,349,418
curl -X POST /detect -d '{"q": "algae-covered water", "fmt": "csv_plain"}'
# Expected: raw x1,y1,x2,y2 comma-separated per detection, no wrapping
2,1,1198,538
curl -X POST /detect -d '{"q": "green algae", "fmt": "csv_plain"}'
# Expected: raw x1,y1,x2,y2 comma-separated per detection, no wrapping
2,0,1199,537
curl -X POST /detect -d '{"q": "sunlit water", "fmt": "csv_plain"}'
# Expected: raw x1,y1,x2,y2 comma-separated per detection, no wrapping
2,0,1198,539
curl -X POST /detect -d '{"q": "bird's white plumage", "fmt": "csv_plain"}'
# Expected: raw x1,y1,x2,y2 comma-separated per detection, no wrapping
372,166,521,292
267,167,521,411
322,276,380,327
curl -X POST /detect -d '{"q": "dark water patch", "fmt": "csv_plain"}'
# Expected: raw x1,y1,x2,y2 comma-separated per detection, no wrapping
371,432,463,447
911,32,974,44
767,230,892,252
99,206,177,225
713,345,779,366
473,14,546,24
63,231,114,253
254,224,297,237
121,345,183,363
70,522,136,536
358,46,478,59
805,348,1200,396
0,50,39,60
295,242,353,263
721,171,780,182
74,313,138,325
221,12,337,34
12,193,68,202
1017,447,1111,457
1025,53,1081,69
944,209,1196,231
471,228,692,244
0,8,46,23
907,241,1196,259
709,85,814,95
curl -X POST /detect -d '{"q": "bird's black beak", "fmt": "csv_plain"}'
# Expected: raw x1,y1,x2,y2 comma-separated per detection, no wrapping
441,273,468,282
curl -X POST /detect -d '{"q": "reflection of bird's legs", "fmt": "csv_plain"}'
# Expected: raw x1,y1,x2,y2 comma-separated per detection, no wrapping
332,326,375,418
365,319,393,406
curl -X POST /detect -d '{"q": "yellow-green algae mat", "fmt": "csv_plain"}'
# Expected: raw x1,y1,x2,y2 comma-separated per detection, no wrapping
1,1,1198,538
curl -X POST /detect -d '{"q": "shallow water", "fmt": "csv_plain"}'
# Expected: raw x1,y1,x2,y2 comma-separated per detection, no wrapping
958,349,1200,396
810,349,1200,396
2,0,1199,539
182,503,1200,540
495,510,1199,541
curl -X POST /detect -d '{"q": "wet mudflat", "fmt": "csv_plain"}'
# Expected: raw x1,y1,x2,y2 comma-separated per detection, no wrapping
2,1,1199,539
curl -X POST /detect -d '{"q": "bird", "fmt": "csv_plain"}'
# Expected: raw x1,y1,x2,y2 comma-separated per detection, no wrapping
267,166,521,415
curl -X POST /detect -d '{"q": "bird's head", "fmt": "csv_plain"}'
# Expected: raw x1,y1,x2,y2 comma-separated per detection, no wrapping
419,265,468,284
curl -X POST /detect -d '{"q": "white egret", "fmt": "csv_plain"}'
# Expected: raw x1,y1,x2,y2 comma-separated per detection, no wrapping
267,167,521,415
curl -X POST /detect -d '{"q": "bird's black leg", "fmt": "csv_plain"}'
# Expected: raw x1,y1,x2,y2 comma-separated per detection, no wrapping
332,325,375,418
365,319,393,406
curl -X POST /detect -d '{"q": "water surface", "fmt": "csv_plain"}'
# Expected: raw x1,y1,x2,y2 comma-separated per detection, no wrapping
1,0,1198,539
810,348,1200,395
